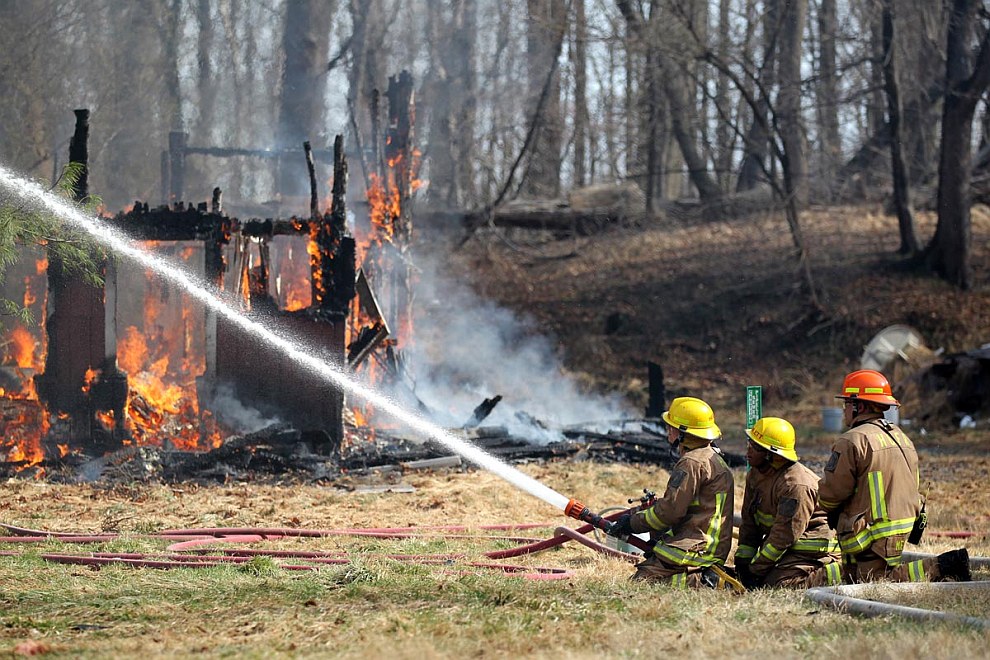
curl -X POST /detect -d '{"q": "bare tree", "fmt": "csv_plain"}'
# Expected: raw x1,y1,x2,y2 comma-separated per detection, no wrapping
277,0,335,199
776,0,808,205
523,0,567,198
816,0,840,200
928,0,990,289
880,0,920,256
572,0,589,187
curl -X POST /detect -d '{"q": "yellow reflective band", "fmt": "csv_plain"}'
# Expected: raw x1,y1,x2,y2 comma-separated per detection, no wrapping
907,559,926,582
864,387,885,394
819,498,840,510
838,517,916,555
868,471,888,521
758,543,785,563
826,562,842,586
672,572,687,588
792,538,840,553
644,507,667,531
844,387,860,394
735,545,757,560
653,492,727,567
754,510,775,528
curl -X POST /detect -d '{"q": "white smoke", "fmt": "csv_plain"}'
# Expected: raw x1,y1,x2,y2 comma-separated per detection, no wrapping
391,252,633,443
206,383,283,435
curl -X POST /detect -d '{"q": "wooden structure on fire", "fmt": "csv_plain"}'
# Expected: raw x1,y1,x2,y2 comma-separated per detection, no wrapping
39,112,360,453
38,71,417,454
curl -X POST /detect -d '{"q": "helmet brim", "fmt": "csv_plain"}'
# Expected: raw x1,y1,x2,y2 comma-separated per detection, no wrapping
835,394,900,407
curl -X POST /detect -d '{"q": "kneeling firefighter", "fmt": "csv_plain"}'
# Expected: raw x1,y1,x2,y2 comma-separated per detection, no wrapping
608,397,736,589
735,417,842,589
816,369,970,583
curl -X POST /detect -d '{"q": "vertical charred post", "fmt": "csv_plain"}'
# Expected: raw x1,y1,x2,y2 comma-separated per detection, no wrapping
329,135,356,313
37,109,107,445
386,70,414,244
384,71,415,351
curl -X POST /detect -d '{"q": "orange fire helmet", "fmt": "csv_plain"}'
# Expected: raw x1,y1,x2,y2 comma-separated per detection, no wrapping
835,369,899,407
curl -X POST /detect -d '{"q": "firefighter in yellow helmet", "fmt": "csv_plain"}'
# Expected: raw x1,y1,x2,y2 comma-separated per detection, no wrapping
816,369,970,583
608,396,735,588
735,417,842,589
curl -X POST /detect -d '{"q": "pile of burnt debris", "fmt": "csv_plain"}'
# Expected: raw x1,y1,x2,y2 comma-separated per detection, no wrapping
4,419,745,487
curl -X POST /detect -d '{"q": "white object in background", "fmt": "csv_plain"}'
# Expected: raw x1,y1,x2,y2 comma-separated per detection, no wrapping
960,415,977,429
860,324,928,372
884,407,900,425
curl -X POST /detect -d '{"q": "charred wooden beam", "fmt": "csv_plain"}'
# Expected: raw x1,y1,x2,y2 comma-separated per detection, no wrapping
463,395,503,429
347,321,388,369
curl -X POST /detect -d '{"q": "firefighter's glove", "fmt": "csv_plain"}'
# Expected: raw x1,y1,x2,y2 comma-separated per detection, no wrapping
607,513,633,538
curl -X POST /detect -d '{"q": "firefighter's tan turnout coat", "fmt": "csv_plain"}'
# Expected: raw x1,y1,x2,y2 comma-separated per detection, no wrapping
817,417,921,566
736,460,839,581
629,444,734,567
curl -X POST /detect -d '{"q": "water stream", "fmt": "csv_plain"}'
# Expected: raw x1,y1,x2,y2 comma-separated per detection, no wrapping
0,165,571,512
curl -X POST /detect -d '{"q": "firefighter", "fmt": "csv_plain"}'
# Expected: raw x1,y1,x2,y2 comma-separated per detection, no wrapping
735,417,842,589
609,396,735,588
816,369,970,583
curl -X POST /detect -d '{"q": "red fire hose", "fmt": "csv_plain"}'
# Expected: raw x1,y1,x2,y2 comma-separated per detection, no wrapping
0,512,639,581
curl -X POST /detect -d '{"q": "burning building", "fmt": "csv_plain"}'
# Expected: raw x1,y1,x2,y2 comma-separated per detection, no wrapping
0,72,418,476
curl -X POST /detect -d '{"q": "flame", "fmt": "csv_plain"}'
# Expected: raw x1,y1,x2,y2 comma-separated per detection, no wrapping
81,367,98,394
9,326,37,369
108,245,223,451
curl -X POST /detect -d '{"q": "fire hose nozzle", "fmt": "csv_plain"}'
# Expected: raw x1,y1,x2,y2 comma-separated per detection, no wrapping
564,499,589,521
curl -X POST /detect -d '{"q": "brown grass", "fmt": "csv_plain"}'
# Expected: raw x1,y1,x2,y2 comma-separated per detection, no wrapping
2,448,989,658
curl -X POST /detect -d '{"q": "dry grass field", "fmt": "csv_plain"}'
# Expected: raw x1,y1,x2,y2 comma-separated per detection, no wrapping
2,441,989,658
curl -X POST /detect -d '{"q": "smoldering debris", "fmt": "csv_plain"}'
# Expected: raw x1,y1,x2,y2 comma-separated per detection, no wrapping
1,417,745,485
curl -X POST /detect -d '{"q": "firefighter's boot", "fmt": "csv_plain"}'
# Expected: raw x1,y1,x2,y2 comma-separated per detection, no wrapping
936,548,971,582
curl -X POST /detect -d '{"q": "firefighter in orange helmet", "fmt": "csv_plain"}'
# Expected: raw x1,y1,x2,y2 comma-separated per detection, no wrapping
609,396,735,589
735,417,842,589
815,369,970,583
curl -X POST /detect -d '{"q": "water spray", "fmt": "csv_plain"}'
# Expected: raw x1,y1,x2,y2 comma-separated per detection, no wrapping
0,165,570,512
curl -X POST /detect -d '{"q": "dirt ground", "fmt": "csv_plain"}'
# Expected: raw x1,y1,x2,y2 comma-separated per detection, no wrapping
443,204,990,432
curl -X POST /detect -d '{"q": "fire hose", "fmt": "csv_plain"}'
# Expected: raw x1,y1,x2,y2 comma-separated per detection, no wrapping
0,513,642,581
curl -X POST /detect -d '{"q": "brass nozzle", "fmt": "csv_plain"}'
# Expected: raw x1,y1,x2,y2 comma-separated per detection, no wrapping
564,499,588,520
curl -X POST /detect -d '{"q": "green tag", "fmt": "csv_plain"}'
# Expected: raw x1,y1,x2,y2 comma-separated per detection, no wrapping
746,386,762,429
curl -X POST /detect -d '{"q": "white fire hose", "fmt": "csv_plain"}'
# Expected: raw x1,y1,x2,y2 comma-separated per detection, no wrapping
805,581,990,630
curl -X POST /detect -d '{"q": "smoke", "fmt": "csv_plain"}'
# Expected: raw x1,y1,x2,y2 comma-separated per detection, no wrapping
206,383,283,435
391,252,633,443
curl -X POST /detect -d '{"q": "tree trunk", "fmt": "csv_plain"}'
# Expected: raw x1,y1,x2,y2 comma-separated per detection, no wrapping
817,0,839,201
195,0,216,143
425,0,455,206
572,0,588,187
453,0,478,204
737,0,779,192
776,0,808,205
714,0,733,191
881,0,921,256
663,68,721,201
523,0,566,198
868,6,886,140
277,0,335,198
928,0,990,290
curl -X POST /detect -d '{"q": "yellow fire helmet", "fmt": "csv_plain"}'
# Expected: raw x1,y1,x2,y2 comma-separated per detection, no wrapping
662,396,721,441
746,417,798,462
